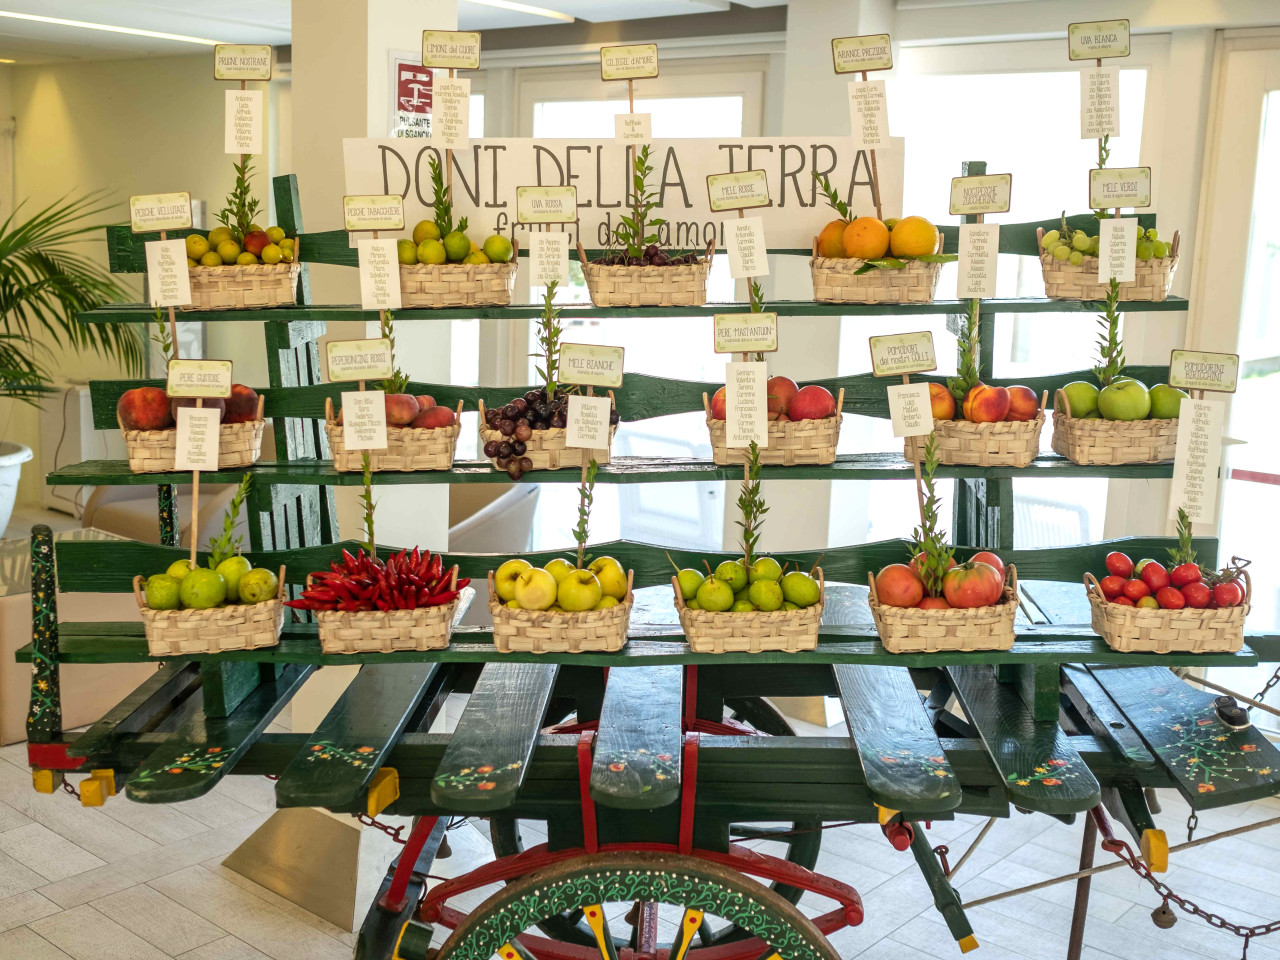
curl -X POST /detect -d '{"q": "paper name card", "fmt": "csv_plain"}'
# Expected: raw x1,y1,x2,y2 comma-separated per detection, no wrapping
714,313,777,355
847,79,887,149
517,185,578,224
530,232,570,286
130,193,192,233
560,343,624,388
327,338,394,383
167,359,232,398
422,31,480,70
1169,351,1239,393
1169,397,1224,524
725,361,768,448
214,44,272,80
175,407,221,472
887,383,933,438
225,89,263,155
342,390,388,450
615,113,652,142
957,223,999,299
565,394,613,452
431,77,470,149
706,170,770,212
726,216,768,280
869,331,937,377
1098,217,1136,283
949,174,1011,215
344,195,405,231
357,239,403,311
601,44,659,81
1069,19,1130,60
831,34,893,74
145,239,192,308
1090,167,1151,209
1080,67,1120,139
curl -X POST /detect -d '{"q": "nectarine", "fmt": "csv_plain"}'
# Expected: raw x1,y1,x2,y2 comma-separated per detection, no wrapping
962,384,1010,423
384,393,420,426
928,382,955,421
224,384,259,423
710,387,726,421
415,395,436,411
411,405,456,429
117,387,174,432
1004,385,1039,422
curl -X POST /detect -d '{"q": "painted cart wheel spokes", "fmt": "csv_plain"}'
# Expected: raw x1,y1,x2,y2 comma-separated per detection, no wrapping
432,851,842,960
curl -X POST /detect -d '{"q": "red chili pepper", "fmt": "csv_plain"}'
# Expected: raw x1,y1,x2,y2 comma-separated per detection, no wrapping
426,554,442,583
337,600,360,612
456,577,471,590
375,598,390,611
392,588,406,608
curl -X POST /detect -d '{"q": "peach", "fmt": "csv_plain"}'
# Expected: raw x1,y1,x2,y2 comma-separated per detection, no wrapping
928,383,955,421
225,383,259,423
415,395,436,411
766,376,799,420
117,387,174,431
710,387,726,421
169,396,225,423
384,393,420,426
411,405,456,429
789,384,837,421
1005,385,1039,422
962,384,1010,423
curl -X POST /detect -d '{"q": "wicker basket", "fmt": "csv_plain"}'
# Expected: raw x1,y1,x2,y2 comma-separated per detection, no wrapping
868,565,1018,654
673,568,824,654
132,565,285,656
810,236,944,304
324,398,462,472
703,390,843,466
488,570,633,654
1086,571,1248,654
316,574,464,654
119,394,266,474
904,392,1047,468
577,242,712,307
399,240,519,309
1037,228,1179,301
181,261,301,312
477,396,616,472
1051,389,1178,465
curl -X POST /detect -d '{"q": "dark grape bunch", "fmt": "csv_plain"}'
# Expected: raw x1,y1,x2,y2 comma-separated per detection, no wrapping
483,388,621,480
593,243,702,268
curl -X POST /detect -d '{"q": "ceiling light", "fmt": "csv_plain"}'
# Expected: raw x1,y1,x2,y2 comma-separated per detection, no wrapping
462,0,574,23
0,59,12,63
0,10,222,45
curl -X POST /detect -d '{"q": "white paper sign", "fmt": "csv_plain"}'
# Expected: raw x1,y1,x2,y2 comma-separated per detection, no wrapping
565,394,613,452
357,239,402,311
1098,217,1136,283
342,390,388,451
225,89,263,155
1168,397,1225,524
725,361,768,448
615,113,651,142
530,232,570,286
145,239,192,308
887,383,933,438
1081,67,1119,139
726,216,768,279
848,80,887,149
431,77,470,149
174,407,220,472
957,223,999,299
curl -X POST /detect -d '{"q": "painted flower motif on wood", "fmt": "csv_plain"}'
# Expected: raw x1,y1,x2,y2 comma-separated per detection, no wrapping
132,746,228,783
302,740,378,768
1007,756,1077,789
434,760,522,793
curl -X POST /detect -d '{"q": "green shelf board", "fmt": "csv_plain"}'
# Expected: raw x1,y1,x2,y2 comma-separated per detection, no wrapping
77,296,1188,325
47,452,1175,488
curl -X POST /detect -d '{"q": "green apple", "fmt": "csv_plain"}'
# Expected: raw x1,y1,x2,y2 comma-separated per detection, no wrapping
696,577,734,612
179,568,226,610
238,568,278,604
495,558,532,602
1149,383,1189,420
780,571,821,607
588,556,629,599
782,601,799,611
748,579,784,611
1098,379,1151,421
730,599,756,612
1059,381,1100,419
715,559,749,593
514,567,557,610
749,556,782,583
215,555,252,602
544,558,576,583
166,558,194,581
144,574,181,610
676,569,704,600
558,569,603,612
595,596,619,609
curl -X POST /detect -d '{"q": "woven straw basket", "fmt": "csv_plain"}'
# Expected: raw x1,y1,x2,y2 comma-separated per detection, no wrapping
181,260,301,312
1037,228,1179,301
868,565,1018,654
324,398,462,472
673,568,825,654
119,394,265,474
487,570,633,654
703,390,844,466
577,242,712,307
315,574,465,654
1051,389,1178,465
1086,571,1248,654
477,395,616,472
904,392,1048,468
810,236,944,304
400,240,519,309
132,565,285,656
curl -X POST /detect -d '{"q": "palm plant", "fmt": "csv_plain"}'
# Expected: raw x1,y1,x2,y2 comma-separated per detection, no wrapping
0,193,142,404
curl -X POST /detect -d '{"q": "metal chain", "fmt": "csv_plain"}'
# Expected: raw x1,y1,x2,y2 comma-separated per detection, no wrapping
1187,811,1199,842
352,812,410,844
60,779,79,801
1252,665,1280,713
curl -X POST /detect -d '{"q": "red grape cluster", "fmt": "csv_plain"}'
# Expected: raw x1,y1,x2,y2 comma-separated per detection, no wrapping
482,388,620,480
593,244,702,267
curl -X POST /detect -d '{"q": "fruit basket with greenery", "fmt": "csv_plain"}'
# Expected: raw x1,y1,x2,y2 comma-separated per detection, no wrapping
1051,282,1182,465
903,302,1047,468
1037,218,1179,302
671,446,825,653
487,462,634,653
132,478,285,655
182,158,300,312
809,175,954,304
868,436,1017,653
398,157,518,309
577,145,712,308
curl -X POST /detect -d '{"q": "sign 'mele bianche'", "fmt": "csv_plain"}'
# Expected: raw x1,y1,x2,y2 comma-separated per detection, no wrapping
130,193,192,233
949,174,1011,215
167,359,233,399
831,34,893,74
869,331,937,377
600,44,659,81
214,44,272,81
343,195,405,232
560,343,624,388
516,185,578,224
421,31,480,70
1068,19,1131,60
1169,350,1239,394
1090,167,1151,209
327,338,394,383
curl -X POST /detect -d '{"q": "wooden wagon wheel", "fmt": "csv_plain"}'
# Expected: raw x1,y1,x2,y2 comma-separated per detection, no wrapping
423,851,843,960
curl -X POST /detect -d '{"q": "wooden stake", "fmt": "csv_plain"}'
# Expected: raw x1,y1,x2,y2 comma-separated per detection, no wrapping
159,229,179,357
902,372,928,526
189,397,202,570
627,78,635,114
861,70,883,221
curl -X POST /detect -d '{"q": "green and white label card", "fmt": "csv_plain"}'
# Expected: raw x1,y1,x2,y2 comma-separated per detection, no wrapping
214,44,272,80
1169,350,1239,393
869,331,937,377
129,192,192,233
516,185,578,223
1089,167,1151,208
600,44,659,80
949,174,1011,215
831,34,892,74
706,170,771,212
422,31,480,69
327,338,394,383
560,343,624,388
714,313,778,354
1068,19,1130,60
343,195,405,231
167,359,233,398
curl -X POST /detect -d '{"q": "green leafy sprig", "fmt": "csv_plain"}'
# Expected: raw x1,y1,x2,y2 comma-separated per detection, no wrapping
735,441,768,569
614,145,665,258
1167,507,1197,568
427,154,468,238
748,279,767,362
813,172,851,221
208,474,252,568
151,305,174,363
531,280,562,401
910,434,954,598
360,453,376,558
1092,279,1125,387
216,155,261,243
574,458,599,570
377,310,410,394
946,297,982,404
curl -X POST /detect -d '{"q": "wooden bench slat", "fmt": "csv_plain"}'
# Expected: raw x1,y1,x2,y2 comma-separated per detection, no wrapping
590,665,683,809
430,662,559,813
67,662,200,759
832,664,961,815
1061,664,1156,770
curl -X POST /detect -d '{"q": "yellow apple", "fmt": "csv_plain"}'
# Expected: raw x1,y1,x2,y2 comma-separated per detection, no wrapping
558,569,603,611
514,567,557,610
588,556,628,600
594,596,619,609
494,558,532,602
544,558,576,583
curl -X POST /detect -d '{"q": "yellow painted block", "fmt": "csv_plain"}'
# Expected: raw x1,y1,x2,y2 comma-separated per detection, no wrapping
367,767,399,817
31,769,59,794
875,803,900,826
91,769,117,797
80,769,117,807
959,934,979,953
1141,829,1169,873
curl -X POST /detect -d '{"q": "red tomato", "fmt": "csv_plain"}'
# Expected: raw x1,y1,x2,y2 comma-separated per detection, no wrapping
1122,579,1151,601
1113,596,1136,606
1140,561,1170,592
1099,575,1127,600
1170,563,1201,588
969,551,1004,578
1181,582,1211,608
942,561,1005,609
875,564,924,608
1155,586,1186,610
917,596,952,610
1213,581,1243,608
909,551,957,578
1105,552,1134,578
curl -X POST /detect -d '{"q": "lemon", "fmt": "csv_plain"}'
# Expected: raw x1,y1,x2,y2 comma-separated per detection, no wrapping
207,226,233,247
482,235,513,263
266,226,286,244
260,243,283,264
412,220,441,244
469,239,480,254
236,251,259,265
417,239,447,265
200,251,223,267
397,238,418,265
187,257,197,267
888,216,940,258
463,250,490,265
185,234,210,259
443,231,470,262
216,240,241,263
279,237,294,250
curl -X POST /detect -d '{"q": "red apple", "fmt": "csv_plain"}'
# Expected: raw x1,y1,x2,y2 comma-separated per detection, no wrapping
385,393,419,426
416,395,436,411
1099,575,1126,600
169,396,225,422
224,383,259,423
766,376,799,420
117,387,174,431
1104,552,1134,578
242,230,270,256
411,405,456,429
1004,385,1039,422
789,385,837,421
928,382,956,421
710,387,726,421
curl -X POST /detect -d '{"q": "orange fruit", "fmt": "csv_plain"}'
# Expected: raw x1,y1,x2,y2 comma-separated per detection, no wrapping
816,219,848,258
842,217,890,259
889,216,940,258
